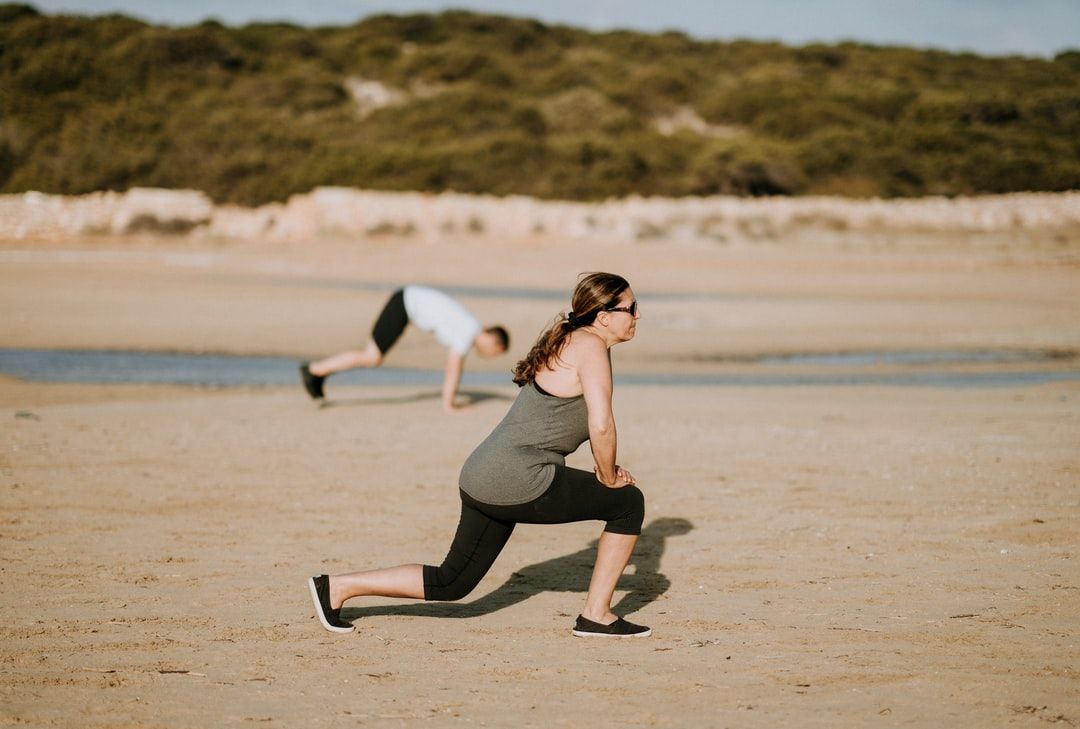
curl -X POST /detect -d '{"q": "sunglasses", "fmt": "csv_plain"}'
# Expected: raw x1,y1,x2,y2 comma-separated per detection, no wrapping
605,300,638,316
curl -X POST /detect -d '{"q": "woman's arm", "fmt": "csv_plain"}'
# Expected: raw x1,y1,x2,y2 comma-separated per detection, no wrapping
578,336,623,486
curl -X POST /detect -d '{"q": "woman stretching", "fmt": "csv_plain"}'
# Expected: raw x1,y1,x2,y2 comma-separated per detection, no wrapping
308,272,648,637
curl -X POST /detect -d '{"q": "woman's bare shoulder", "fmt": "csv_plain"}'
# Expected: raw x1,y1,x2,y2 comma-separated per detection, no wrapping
563,330,606,358
570,329,606,349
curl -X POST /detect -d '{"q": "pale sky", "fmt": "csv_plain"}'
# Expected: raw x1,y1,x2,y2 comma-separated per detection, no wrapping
27,1,1080,58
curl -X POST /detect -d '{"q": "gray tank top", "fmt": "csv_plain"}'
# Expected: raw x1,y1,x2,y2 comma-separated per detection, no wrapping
459,381,590,505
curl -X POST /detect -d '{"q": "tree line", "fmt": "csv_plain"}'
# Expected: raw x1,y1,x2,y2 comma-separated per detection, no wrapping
2,4,1078,204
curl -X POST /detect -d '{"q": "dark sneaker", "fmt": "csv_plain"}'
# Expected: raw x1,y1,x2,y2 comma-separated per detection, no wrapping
307,574,354,633
300,363,325,400
572,614,651,638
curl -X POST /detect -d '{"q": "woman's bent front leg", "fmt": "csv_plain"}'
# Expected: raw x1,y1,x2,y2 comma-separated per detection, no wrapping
582,531,638,624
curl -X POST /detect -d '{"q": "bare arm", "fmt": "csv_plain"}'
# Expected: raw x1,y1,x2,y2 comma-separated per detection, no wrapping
442,350,466,412
578,336,621,486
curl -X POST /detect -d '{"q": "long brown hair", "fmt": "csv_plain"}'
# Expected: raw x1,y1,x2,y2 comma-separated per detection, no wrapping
511,272,630,386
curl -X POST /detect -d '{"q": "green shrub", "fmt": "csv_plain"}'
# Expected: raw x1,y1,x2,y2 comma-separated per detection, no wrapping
0,3,37,23
541,87,632,134
400,46,513,86
13,39,95,93
796,127,870,178
691,140,805,196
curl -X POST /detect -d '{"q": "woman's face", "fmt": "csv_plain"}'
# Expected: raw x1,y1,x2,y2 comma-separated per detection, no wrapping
605,287,640,343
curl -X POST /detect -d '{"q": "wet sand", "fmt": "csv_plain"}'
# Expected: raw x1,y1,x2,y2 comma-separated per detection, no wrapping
1,235,1078,727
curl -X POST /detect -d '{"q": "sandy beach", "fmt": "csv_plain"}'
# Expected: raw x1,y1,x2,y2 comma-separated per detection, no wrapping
1,231,1078,727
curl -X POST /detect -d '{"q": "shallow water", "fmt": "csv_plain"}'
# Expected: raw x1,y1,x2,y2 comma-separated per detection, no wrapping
1,349,1077,389
715,349,1073,367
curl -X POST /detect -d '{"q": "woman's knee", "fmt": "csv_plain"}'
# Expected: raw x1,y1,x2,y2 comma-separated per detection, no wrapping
423,564,483,602
427,579,476,602
606,484,645,535
627,483,645,519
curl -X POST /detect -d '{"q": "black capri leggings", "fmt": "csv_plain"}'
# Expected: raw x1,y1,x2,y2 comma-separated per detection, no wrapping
423,465,645,601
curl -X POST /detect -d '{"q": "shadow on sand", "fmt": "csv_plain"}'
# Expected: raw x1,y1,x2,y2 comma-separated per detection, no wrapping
318,389,513,409
340,516,693,621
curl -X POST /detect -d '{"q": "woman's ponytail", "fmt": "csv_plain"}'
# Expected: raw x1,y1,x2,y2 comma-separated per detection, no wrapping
510,272,629,386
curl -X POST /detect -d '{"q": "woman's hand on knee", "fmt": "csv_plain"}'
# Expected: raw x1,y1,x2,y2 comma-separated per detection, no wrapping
595,464,635,488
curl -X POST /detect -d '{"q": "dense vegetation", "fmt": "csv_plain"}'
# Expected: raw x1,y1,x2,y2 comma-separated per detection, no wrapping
1,3,1078,204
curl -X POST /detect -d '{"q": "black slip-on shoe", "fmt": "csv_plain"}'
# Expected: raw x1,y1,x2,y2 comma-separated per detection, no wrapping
307,575,354,633
572,614,651,638
299,363,325,400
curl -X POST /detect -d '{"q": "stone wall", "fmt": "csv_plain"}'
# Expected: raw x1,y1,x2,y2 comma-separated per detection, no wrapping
1,186,1078,243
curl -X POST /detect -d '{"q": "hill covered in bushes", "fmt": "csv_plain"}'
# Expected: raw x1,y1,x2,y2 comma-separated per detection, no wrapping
2,3,1078,205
